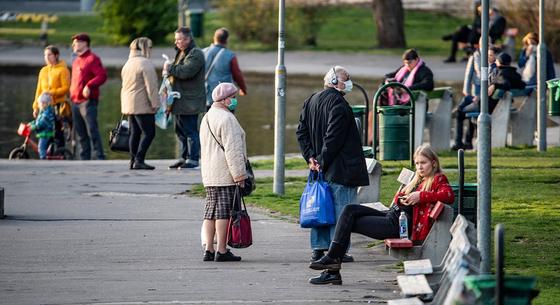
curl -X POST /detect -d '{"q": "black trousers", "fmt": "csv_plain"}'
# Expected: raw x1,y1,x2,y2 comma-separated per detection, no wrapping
327,204,405,259
448,25,473,60
129,114,156,163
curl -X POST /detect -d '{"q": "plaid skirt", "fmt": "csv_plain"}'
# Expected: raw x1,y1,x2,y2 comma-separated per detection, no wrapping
204,185,237,220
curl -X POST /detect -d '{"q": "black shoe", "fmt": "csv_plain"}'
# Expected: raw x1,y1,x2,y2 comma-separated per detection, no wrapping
129,160,134,170
451,143,464,151
169,160,185,169
463,143,474,150
215,249,241,262
311,249,325,262
441,34,453,41
342,254,354,263
133,162,155,170
179,162,200,169
309,270,342,285
443,57,456,63
309,255,341,271
203,250,215,262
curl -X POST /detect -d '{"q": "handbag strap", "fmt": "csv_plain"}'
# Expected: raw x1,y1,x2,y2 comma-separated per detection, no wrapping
232,185,248,210
204,47,225,81
205,117,225,151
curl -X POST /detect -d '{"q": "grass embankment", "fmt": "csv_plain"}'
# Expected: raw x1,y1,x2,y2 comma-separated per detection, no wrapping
191,147,560,305
0,7,467,56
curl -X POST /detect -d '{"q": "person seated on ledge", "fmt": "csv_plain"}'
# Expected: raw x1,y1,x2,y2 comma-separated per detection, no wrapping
307,144,454,285
518,32,556,87
452,52,525,150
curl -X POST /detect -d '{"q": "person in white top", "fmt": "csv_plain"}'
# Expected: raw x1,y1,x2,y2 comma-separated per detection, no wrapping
199,82,248,262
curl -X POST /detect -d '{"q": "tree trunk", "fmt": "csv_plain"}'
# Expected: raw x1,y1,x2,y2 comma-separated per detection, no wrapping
372,0,406,48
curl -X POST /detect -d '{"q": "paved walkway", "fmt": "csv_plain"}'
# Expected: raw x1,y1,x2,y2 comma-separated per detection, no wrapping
0,160,400,305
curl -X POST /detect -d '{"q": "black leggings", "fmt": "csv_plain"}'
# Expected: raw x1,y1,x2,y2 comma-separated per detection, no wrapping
328,204,406,259
129,114,155,163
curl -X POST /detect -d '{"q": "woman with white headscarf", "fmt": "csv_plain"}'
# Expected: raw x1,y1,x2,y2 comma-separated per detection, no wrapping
121,37,160,170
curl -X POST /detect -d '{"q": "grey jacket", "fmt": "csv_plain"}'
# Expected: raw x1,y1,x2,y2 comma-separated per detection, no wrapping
168,43,206,115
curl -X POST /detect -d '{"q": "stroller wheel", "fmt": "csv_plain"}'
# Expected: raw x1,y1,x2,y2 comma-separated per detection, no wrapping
9,147,29,160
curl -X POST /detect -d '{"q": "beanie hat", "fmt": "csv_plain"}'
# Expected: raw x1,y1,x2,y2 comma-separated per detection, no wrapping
497,53,512,66
212,83,238,102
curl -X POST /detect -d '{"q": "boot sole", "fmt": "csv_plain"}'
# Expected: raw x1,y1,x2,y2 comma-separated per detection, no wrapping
309,279,342,285
309,262,341,271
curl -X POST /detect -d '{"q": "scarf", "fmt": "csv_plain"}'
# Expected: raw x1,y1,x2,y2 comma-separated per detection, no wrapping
387,59,424,105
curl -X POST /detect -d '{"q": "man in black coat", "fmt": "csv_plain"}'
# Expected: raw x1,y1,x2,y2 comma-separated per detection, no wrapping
296,66,369,268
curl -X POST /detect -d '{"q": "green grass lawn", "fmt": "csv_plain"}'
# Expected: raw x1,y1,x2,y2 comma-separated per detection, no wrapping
191,147,560,305
0,7,468,57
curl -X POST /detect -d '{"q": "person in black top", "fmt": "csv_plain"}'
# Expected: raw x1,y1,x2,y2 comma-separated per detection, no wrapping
296,66,369,264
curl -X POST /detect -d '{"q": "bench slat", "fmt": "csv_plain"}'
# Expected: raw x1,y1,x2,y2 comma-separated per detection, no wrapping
404,259,433,275
387,297,424,305
397,274,433,297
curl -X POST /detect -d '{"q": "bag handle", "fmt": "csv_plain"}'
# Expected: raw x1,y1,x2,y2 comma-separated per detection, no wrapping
232,185,248,211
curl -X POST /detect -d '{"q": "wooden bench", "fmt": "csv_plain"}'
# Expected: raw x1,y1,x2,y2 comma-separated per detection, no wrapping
413,87,453,152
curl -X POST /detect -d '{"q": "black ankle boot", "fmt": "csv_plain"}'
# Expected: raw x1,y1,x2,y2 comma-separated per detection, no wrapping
309,255,341,271
309,270,342,285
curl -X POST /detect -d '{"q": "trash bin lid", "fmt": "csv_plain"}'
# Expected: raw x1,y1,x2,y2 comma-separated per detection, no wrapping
351,105,366,115
451,183,477,192
464,274,537,298
378,105,411,115
546,78,560,87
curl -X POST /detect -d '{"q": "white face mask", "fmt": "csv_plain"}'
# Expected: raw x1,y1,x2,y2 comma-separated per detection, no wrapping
343,79,353,93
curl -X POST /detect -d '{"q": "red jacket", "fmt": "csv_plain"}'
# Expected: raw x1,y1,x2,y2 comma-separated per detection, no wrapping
394,173,455,241
70,49,107,103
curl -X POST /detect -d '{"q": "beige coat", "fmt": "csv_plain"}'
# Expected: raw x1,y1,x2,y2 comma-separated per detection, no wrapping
120,52,159,115
200,104,247,186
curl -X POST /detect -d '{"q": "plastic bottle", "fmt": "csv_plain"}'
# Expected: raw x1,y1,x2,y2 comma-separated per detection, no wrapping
399,211,408,239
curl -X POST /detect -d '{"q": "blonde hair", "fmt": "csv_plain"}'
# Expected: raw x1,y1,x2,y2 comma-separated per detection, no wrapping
402,144,442,194
522,32,538,46
129,37,152,58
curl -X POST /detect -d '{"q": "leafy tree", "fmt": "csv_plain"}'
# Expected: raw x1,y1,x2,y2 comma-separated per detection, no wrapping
95,0,176,45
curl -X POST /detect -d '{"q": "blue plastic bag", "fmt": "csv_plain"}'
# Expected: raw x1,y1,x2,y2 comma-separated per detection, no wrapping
299,171,335,228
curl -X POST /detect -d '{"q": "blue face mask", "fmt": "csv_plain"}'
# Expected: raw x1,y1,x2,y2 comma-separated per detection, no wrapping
227,98,238,111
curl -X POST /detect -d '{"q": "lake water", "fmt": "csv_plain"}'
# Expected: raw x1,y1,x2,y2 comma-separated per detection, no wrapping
1,72,416,159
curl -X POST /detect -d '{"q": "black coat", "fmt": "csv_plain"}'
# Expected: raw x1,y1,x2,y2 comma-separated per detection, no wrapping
385,64,435,92
296,88,369,187
491,66,526,92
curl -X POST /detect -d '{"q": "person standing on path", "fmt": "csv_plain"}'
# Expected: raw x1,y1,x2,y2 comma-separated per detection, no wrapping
203,27,248,110
70,33,107,160
164,27,206,170
121,37,160,170
296,66,369,264
199,83,247,262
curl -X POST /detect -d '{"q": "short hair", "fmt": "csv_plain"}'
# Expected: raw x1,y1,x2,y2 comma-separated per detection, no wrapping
44,45,59,57
175,27,193,39
489,46,500,54
323,65,348,88
497,52,512,66
402,49,419,61
215,28,229,44
71,33,91,46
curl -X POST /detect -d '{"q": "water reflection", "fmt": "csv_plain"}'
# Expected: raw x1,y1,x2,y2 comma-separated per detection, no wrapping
0,72,461,159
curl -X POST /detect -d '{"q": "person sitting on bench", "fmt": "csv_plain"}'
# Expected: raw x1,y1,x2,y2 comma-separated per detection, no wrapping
518,32,556,87
452,52,525,150
307,144,454,285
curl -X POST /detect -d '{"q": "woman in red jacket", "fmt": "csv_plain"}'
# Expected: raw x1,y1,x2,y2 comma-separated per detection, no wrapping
308,144,454,285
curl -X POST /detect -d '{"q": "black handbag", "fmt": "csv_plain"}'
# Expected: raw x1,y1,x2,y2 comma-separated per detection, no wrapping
109,115,130,152
206,118,256,196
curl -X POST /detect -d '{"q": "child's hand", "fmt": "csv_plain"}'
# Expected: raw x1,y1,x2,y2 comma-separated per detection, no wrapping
33,109,38,118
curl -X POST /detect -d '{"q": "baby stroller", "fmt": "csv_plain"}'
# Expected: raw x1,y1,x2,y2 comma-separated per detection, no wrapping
8,122,73,160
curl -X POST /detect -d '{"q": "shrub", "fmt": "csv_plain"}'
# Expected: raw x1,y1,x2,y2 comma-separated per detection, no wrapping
95,0,176,45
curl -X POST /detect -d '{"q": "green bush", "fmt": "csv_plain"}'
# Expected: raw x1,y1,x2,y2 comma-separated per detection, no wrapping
95,0,176,45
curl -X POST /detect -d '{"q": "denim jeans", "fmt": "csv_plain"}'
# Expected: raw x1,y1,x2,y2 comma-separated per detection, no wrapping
129,114,156,163
310,182,357,251
72,99,105,160
38,137,51,159
174,114,200,164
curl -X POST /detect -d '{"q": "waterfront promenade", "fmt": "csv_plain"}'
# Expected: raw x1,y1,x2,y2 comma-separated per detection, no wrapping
0,160,399,305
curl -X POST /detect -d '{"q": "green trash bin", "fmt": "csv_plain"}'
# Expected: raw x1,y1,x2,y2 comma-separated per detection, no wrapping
188,9,204,38
451,183,477,226
464,274,538,305
352,105,366,142
547,78,560,116
378,105,411,160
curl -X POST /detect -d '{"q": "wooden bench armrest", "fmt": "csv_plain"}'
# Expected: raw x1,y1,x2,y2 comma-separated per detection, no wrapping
429,201,445,220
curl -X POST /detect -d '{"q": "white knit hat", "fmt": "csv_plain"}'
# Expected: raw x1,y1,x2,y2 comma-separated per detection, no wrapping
212,83,238,102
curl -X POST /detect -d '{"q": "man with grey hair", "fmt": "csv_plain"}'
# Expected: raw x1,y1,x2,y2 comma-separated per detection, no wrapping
296,66,369,284
163,27,206,169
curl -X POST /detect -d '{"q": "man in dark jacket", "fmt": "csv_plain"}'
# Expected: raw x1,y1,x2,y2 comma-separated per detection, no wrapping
296,66,369,268
452,52,525,150
164,27,206,169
